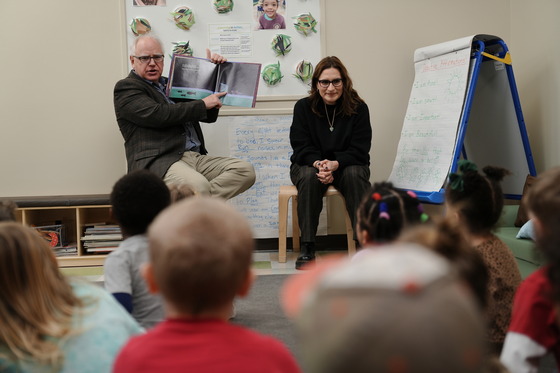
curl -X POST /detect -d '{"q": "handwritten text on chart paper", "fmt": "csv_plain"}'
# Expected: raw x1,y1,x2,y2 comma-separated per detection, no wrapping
389,46,471,192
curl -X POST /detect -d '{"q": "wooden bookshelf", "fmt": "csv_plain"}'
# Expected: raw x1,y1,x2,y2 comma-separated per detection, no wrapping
15,201,115,267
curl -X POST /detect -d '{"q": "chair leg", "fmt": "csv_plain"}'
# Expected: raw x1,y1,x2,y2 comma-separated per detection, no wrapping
344,210,356,255
292,195,300,252
335,192,356,256
278,192,290,263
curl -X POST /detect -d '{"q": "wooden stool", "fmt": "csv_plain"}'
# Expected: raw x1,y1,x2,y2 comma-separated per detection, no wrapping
278,185,356,263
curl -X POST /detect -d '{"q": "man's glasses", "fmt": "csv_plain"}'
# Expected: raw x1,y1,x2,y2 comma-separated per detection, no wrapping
318,79,343,88
133,55,164,64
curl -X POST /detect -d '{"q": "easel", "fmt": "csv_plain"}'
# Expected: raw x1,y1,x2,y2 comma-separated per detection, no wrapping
391,35,536,203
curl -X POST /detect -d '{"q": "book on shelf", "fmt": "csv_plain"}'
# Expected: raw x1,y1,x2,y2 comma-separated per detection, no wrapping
85,247,117,254
83,241,123,248
166,54,262,108
53,245,78,257
81,223,123,254
81,234,123,241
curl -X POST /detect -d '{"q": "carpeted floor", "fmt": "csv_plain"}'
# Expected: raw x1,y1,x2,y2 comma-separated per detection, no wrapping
232,274,302,365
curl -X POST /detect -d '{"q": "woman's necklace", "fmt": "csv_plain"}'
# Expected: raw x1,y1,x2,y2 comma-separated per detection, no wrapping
325,103,336,132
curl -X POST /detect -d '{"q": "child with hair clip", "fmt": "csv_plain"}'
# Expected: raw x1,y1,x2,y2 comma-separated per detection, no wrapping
355,181,429,246
445,160,521,356
352,181,429,259
501,167,560,373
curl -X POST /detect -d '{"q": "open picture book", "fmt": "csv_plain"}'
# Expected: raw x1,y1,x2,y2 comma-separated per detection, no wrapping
166,55,262,108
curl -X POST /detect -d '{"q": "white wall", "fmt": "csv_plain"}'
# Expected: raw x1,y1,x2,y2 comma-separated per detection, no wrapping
1,0,557,199
0,0,128,197
510,0,560,171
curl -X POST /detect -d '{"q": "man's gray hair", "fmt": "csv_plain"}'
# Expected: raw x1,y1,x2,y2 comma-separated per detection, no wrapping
129,34,165,56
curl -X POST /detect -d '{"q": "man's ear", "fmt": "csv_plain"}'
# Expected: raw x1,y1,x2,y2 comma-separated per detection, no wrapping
141,262,159,294
236,269,255,298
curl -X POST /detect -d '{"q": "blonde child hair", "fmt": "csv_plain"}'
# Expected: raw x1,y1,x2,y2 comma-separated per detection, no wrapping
147,197,253,315
0,222,82,368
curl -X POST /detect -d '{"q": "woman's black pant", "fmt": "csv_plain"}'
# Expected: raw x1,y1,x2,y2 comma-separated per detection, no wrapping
290,163,371,243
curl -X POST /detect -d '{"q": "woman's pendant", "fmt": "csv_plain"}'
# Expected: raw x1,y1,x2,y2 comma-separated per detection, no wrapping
329,127,334,132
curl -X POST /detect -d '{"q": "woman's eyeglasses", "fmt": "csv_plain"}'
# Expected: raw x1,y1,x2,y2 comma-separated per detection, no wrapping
318,79,343,88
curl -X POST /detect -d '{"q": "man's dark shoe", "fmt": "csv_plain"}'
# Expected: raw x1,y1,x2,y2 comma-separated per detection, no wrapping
295,243,316,270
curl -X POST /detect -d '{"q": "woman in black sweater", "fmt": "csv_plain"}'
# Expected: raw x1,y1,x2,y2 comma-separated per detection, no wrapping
290,56,372,270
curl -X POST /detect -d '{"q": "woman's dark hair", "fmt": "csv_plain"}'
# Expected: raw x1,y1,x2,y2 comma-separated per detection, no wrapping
356,181,428,244
445,160,510,235
525,167,560,303
308,56,364,117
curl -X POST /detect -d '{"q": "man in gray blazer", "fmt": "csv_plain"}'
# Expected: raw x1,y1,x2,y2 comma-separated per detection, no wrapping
114,35,255,199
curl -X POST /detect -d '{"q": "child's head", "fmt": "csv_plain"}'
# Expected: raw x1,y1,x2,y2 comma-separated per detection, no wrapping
261,0,279,15
167,182,196,203
147,196,254,316
399,218,490,310
356,181,428,246
293,243,486,373
525,167,560,301
525,167,560,246
0,222,80,366
110,170,171,236
0,200,17,222
445,160,510,235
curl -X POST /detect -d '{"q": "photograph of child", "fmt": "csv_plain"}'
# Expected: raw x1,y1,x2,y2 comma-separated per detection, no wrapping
255,0,286,30
133,0,166,6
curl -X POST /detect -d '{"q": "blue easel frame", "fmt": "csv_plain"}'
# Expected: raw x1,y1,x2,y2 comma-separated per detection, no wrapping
414,35,536,203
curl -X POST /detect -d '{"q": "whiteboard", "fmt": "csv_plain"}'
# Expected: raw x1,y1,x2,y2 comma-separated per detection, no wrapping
201,115,329,238
124,0,324,98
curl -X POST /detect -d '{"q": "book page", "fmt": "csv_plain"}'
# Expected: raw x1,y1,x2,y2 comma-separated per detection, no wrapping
216,62,261,108
167,56,218,100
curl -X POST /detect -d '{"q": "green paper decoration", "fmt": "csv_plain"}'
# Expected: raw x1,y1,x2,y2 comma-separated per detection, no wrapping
172,41,194,56
293,13,318,36
262,61,283,86
172,6,196,30
293,60,313,82
271,34,292,57
130,18,151,36
214,0,234,14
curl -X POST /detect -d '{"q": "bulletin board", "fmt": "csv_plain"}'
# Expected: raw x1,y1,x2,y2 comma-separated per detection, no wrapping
124,0,325,98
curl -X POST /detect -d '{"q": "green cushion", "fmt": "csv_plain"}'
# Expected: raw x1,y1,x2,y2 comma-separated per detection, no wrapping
515,258,542,280
494,204,542,279
495,227,541,265
499,204,520,227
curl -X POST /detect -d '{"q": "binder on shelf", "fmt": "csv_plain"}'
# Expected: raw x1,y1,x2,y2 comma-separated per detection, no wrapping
389,34,536,203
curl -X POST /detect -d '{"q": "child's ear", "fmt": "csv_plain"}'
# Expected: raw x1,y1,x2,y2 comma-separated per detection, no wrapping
357,228,370,247
237,269,255,298
141,262,159,294
529,213,543,240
